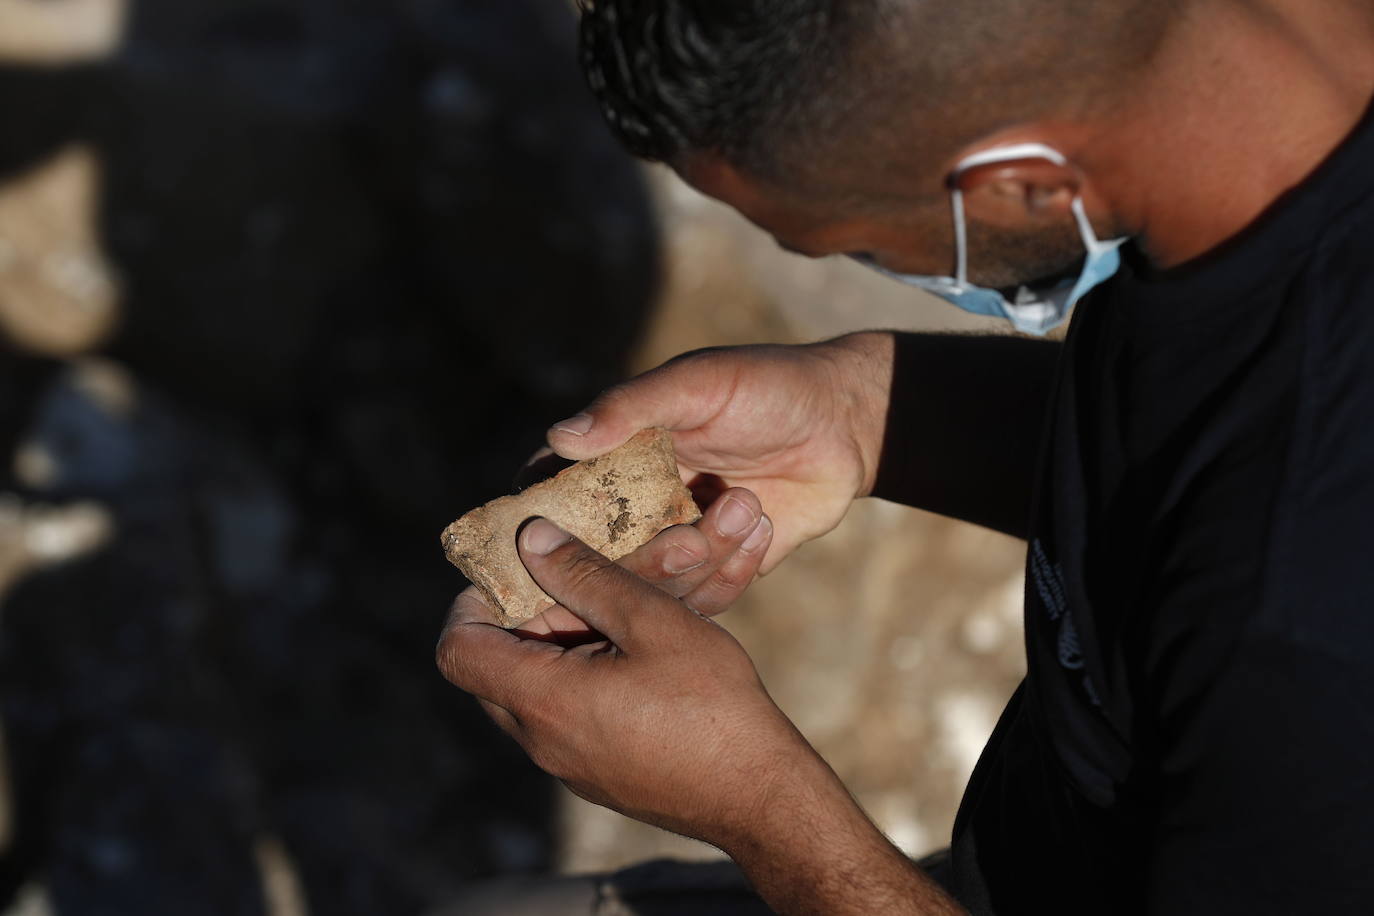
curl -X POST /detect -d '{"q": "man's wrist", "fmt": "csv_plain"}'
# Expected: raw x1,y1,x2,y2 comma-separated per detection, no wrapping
713,740,866,875
812,331,896,499
715,742,963,915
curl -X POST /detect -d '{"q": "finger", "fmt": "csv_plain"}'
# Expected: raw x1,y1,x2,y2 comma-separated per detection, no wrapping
545,352,735,461
517,517,682,650
698,487,763,553
683,514,772,616
445,585,502,626
617,488,762,603
614,523,710,593
437,590,562,709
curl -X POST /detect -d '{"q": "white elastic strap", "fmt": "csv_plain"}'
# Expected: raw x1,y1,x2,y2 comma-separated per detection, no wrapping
948,144,1070,286
1071,195,1130,254
955,142,1068,172
952,187,969,284
1071,196,1098,250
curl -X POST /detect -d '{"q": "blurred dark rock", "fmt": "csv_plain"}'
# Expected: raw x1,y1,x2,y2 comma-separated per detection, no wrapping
0,0,659,913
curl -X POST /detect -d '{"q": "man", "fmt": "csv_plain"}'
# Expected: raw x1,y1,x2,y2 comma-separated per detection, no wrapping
438,0,1374,912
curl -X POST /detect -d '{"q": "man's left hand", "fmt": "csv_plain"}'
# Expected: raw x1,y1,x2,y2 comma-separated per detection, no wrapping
436,516,818,848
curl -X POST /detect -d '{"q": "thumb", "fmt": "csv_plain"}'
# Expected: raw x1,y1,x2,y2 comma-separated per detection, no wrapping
517,518,684,650
545,352,735,460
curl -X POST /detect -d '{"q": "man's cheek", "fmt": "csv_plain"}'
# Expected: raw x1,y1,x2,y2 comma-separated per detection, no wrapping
966,219,1082,289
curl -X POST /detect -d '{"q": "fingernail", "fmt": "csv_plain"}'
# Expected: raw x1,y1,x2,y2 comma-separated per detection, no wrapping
741,515,772,554
716,495,758,538
521,518,572,556
664,544,705,575
551,414,594,437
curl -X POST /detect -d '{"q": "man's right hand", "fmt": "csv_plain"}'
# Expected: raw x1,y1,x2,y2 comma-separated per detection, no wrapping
540,332,894,575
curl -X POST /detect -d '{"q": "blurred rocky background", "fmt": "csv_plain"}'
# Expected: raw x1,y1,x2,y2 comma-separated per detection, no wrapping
0,1,1025,913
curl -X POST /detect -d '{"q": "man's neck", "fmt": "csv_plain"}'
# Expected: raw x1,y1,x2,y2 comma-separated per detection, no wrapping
1097,0,1374,269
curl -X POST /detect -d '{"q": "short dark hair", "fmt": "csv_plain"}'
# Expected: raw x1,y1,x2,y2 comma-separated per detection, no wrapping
577,1,879,178
578,1,1174,188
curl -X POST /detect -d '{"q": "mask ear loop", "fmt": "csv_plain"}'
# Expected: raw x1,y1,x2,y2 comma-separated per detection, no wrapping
946,143,1067,292
950,186,970,287
1071,196,1103,251
1070,195,1130,255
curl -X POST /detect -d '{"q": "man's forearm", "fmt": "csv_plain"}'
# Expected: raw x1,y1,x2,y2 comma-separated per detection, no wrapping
720,750,964,916
870,331,1061,540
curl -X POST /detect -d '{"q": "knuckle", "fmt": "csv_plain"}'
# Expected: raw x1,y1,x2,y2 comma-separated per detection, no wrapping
591,381,635,414
508,707,565,766
618,544,670,583
514,698,555,737
684,568,751,616
710,561,753,593
559,546,616,592
668,525,710,556
448,587,497,626
477,699,517,733
652,537,706,581
682,593,714,617
524,743,566,781
637,559,677,585
669,344,728,367
434,633,468,686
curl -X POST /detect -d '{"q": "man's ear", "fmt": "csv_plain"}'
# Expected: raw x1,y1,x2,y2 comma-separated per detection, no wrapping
955,158,1079,229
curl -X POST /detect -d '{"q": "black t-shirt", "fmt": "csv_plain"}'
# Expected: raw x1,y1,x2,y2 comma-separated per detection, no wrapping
950,102,1374,914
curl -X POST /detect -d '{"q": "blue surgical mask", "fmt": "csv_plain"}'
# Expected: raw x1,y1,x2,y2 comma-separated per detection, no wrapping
856,143,1127,336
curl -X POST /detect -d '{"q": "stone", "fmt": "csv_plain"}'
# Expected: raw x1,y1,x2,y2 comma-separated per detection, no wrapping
442,428,700,627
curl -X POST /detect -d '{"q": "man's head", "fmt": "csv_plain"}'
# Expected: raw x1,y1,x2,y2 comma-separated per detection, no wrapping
578,0,1174,288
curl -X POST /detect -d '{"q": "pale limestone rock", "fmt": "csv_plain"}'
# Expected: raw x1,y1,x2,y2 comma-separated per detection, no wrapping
442,428,700,628
0,147,121,356
0,0,128,64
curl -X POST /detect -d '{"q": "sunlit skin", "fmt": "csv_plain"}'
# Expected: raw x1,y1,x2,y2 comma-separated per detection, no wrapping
679,150,1096,288
676,0,1374,285
439,2,1374,913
